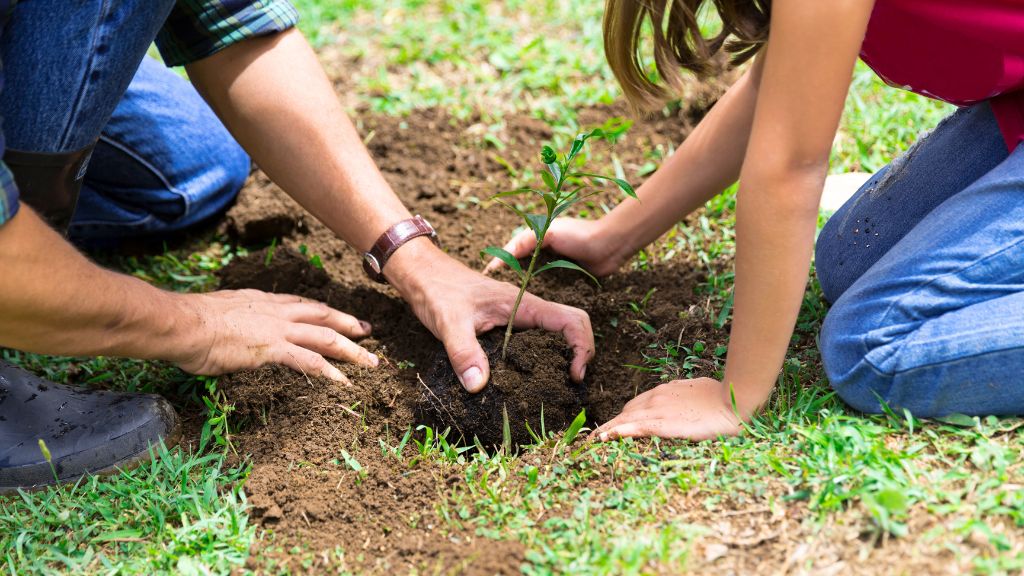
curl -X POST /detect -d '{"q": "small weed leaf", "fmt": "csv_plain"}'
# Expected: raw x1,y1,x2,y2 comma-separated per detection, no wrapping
715,289,734,329
561,409,587,446
481,246,524,277
934,413,980,428
533,260,599,286
501,404,513,454
340,449,362,473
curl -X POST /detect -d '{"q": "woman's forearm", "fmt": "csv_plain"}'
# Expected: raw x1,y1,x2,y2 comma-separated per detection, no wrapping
723,168,824,416
599,59,764,261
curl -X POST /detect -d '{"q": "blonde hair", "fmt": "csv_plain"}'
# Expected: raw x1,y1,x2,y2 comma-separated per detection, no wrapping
603,0,771,111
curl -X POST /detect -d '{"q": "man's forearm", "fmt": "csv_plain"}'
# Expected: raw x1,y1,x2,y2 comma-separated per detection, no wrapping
0,207,192,360
186,29,411,253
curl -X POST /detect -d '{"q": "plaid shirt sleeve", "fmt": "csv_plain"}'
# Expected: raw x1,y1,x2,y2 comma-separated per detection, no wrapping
0,160,19,227
155,0,300,67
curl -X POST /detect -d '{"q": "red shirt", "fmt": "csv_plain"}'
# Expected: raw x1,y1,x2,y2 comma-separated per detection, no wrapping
860,0,1024,151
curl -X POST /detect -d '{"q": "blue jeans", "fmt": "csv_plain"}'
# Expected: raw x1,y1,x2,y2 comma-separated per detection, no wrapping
816,102,1024,417
0,0,249,244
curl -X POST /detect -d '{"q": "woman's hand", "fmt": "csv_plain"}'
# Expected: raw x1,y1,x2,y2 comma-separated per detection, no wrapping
483,218,627,278
592,377,746,441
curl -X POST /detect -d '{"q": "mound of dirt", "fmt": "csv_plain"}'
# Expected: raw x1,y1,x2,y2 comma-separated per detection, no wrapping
419,329,583,447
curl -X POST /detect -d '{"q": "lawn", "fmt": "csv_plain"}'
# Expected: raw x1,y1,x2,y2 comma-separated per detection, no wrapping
4,1,1022,575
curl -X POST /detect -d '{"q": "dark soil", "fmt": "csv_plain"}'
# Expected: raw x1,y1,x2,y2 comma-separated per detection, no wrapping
208,63,734,573
418,329,583,448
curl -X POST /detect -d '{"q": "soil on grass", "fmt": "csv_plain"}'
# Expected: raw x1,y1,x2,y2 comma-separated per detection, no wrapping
418,329,583,448
212,64,732,574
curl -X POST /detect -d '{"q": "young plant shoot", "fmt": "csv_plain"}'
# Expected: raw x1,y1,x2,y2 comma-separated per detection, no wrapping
484,129,637,359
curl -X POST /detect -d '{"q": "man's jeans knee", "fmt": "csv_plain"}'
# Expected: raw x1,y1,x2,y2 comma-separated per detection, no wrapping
69,58,249,243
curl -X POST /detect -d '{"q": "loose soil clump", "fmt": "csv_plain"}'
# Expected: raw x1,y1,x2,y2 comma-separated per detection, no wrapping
418,329,583,447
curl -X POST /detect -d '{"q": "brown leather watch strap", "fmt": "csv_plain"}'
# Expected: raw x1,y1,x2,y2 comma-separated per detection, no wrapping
362,215,439,283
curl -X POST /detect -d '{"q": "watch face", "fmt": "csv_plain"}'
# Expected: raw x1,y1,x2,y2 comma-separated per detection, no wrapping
363,253,381,274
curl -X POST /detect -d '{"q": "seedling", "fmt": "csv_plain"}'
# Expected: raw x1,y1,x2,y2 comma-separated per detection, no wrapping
484,129,637,358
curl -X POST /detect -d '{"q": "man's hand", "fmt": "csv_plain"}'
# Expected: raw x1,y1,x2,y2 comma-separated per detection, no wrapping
592,378,745,441
173,290,378,383
387,238,594,393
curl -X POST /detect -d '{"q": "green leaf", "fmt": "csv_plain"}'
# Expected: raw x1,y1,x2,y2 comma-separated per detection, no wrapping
935,413,980,428
492,198,534,232
573,172,637,199
540,144,557,164
92,529,144,543
546,161,562,184
481,246,524,278
542,192,558,215
715,289,734,329
552,190,600,219
501,404,512,452
526,214,549,240
567,129,604,163
540,169,557,192
561,409,587,445
534,259,599,286
492,187,537,199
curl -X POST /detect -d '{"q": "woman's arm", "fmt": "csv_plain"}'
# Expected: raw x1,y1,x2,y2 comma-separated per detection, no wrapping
487,56,765,276
598,56,765,265
597,0,875,440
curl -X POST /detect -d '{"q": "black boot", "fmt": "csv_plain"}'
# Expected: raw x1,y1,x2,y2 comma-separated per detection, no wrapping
4,143,95,234
0,363,180,492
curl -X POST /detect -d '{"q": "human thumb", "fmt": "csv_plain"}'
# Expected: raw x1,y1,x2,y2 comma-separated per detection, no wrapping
444,326,490,393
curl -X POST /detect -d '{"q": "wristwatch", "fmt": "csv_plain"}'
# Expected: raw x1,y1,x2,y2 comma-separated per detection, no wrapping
362,215,439,283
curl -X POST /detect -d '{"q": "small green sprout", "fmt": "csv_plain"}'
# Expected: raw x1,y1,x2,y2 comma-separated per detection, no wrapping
484,128,637,358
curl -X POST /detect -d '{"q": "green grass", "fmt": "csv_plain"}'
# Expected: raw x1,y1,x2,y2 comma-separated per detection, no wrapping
4,1,1017,574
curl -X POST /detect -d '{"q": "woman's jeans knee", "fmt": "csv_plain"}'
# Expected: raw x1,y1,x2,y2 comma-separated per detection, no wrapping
816,102,1024,417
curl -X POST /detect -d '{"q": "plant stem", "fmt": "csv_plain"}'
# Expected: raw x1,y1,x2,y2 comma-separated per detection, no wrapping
501,235,545,360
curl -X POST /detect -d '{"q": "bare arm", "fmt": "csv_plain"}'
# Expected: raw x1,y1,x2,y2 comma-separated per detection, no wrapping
0,207,376,381
0,207,186,359
725,0,872,415
599,56,766,263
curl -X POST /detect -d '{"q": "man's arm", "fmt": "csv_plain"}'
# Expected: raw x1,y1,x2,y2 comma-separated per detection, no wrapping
0,206,378,381
184,29,594,391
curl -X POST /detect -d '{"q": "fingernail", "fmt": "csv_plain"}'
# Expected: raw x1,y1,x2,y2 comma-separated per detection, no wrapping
359,321,372,334
599,432,608,441
580,366,587,380
367,353,379,367
459,366,484,392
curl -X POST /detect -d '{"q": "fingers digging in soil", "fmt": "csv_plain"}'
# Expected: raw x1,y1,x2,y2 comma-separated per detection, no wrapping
287,324,379,368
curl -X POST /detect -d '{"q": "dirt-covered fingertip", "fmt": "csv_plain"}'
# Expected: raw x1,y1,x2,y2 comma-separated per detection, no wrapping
325,364,351,385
